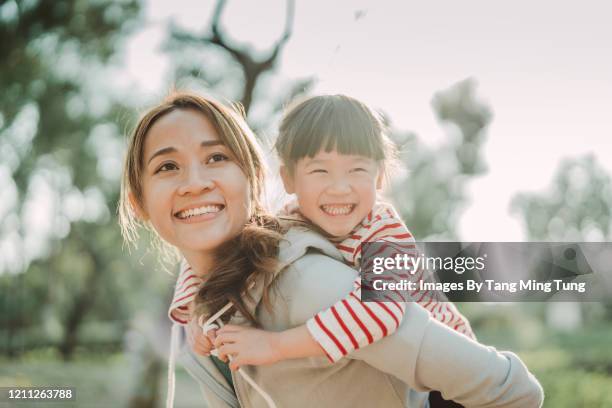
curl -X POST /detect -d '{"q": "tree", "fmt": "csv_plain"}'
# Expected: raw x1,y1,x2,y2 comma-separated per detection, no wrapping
511,154,612,328
390,78,492,240
166,0,313,137
511,154,612,241
0,0,142,359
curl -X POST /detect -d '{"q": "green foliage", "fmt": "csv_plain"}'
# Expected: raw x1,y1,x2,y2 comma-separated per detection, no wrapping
0,0,151,360
511,154,612,241
472,306,612,408
390,78,492,240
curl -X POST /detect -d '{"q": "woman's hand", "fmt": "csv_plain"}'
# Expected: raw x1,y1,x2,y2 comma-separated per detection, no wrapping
213,325,282,371
186,317,216,356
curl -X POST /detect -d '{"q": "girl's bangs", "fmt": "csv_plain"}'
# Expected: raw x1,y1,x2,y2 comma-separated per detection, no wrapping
288,103,385,161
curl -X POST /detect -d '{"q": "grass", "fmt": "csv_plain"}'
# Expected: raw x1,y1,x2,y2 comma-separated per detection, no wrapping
0,353,202,408
473,309,612,408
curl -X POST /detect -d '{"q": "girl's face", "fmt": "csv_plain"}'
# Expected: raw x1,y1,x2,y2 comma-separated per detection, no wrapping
281,150,382,237
139,109,251,256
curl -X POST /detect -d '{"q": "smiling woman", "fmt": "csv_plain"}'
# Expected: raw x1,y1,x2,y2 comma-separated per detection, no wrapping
119,93,283,330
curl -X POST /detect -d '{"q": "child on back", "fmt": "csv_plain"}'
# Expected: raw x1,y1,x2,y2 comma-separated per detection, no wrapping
171,94,475,367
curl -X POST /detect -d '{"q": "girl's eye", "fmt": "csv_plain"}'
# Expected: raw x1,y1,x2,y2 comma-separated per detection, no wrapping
207,153,229,164
155,162,178,174
351,167,368,173
309,169,327,174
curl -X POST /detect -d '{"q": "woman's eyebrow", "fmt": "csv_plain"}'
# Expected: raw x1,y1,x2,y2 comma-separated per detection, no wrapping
147,141,223,165
201,140,223,148
147,147,176,165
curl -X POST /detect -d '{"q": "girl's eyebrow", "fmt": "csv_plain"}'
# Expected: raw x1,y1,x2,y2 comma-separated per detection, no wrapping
147,141,224,165
304,159,327,167
351,157,373,164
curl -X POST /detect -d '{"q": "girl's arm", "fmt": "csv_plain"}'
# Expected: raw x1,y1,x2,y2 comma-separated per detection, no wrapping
213,325,324,370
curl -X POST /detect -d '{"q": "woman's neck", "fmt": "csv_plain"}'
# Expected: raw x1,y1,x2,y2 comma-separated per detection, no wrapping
181,249,215,279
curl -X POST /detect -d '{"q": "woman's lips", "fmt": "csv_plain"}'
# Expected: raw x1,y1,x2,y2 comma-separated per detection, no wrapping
174,204,225,223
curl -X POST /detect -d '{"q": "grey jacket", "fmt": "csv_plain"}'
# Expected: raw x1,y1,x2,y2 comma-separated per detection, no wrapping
177,228,544,407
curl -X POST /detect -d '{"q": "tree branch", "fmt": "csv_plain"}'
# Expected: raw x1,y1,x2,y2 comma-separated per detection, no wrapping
173,0,296,112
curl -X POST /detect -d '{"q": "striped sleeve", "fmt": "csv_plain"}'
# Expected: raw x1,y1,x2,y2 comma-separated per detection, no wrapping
307,203,476,361
306,204,411,362
167,259,203,325
306,275,405,363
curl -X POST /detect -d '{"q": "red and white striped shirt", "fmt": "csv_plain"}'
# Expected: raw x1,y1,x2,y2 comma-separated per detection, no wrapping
291,201,476,362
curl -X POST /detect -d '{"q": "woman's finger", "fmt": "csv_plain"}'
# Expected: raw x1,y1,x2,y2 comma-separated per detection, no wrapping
206,329,217,342
193,342,210,356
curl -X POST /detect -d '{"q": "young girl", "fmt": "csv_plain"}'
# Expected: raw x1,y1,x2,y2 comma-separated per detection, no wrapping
172,94,475,368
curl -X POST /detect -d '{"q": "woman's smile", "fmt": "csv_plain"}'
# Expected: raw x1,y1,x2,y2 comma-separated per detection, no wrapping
174,203,226,223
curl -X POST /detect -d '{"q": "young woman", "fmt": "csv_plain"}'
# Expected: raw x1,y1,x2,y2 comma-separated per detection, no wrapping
119,92,543,408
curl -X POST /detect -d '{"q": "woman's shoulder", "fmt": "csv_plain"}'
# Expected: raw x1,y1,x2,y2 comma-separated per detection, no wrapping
276,227,356,290
273,228,358,325
278,227,343,268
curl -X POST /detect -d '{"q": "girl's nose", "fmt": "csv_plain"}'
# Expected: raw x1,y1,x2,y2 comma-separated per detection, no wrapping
177,166,215,196
326,178,352,195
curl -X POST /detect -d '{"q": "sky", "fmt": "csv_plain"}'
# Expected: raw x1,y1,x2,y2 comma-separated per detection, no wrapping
120,0,612,240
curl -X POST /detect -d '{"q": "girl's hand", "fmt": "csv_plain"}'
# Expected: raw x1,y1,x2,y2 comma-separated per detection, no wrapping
214,325,282,371
186,317,216,356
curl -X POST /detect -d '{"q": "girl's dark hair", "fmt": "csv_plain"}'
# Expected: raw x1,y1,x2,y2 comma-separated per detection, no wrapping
275,94,395,171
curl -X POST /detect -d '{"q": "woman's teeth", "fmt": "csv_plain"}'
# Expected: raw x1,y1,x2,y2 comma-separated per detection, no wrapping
321,204,354,216
176,205,223,219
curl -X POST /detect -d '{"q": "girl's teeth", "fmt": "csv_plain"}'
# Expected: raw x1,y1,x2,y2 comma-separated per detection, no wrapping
322,205,353,215
179,205,222,219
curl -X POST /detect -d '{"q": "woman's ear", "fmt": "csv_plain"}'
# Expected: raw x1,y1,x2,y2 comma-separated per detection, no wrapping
279,165,295,194
128,192,149,221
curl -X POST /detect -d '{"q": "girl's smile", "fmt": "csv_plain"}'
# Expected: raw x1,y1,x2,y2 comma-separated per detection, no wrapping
281,150,382,237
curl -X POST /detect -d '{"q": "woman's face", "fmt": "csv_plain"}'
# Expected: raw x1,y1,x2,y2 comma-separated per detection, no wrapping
140,109,251,255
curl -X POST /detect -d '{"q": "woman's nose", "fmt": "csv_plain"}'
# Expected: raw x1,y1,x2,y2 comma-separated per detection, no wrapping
177,166,215,196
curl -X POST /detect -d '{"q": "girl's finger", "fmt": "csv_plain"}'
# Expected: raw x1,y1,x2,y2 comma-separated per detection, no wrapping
217,343,238,361
229,357,242,371
214,332,237,349
217,324,242,333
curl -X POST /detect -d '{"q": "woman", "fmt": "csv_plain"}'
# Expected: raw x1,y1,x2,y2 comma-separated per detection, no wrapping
119,92,543,407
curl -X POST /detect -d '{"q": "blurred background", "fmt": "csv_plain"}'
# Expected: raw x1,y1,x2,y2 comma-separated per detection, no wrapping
1,0,611,406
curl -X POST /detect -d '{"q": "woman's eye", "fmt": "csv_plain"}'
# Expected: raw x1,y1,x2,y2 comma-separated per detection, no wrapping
155,162,178,173
310,169,327,174
351,167,368,173
207,153,229,164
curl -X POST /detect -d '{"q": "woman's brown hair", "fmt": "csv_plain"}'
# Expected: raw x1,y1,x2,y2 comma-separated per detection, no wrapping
119,92,283,325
